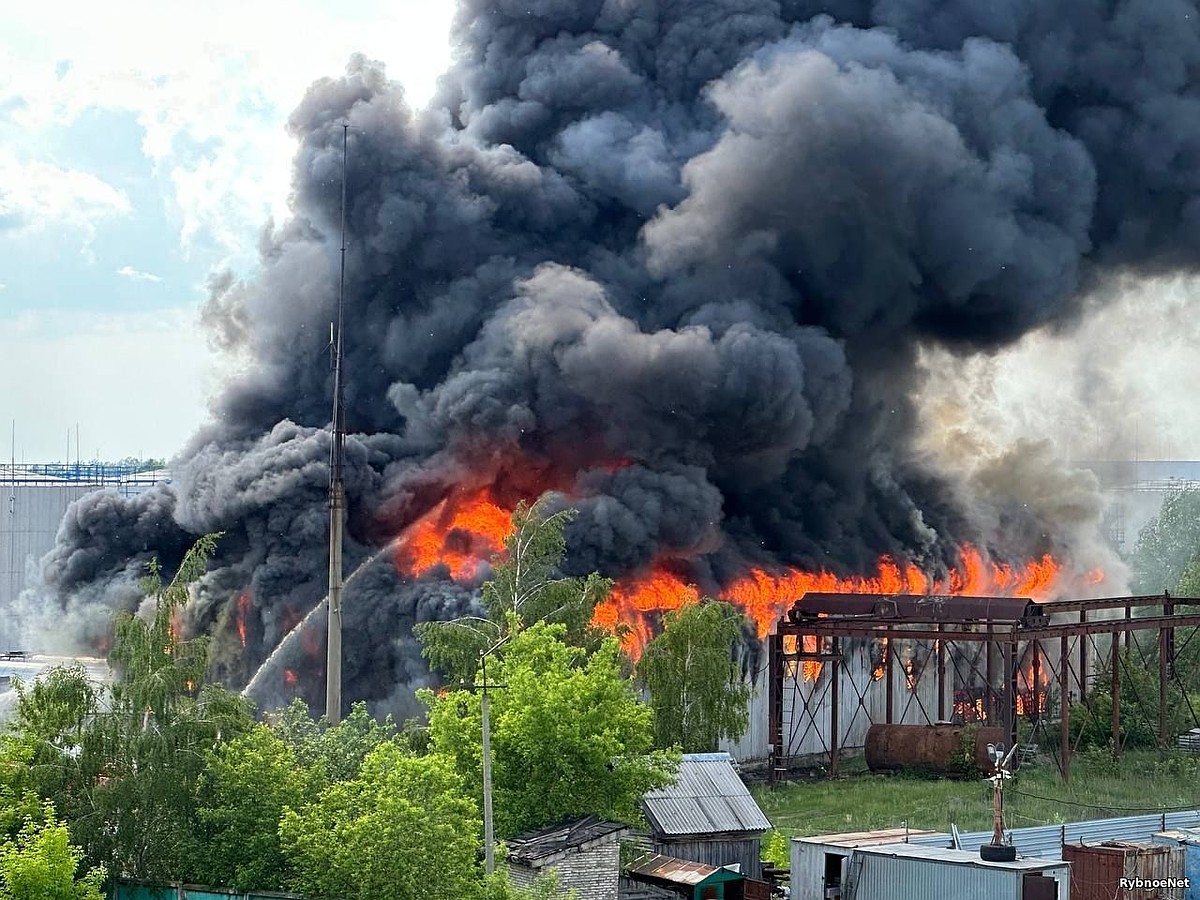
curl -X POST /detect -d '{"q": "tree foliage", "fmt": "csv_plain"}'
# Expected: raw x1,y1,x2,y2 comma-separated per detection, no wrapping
425,623,677,838
189,726,312,892
5,534,253,881
1130,490,1200,594
1069,648,1197,750
0,806,105,900
279,743,480,900
271,698,400,786
637,600,752,752
415,502,611,684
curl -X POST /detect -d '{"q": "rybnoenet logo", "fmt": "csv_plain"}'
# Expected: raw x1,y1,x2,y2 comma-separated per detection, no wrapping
1118,876,1190,890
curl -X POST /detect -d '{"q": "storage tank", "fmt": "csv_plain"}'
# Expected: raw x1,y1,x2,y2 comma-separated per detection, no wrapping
847,843,1070,899
1062,841,1186,900
864,723,1005,775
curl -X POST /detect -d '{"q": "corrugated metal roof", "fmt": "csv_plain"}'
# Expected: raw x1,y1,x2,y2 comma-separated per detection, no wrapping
797,828,944,847
641,752,771,837
854,843,1067,872
629,854,719,885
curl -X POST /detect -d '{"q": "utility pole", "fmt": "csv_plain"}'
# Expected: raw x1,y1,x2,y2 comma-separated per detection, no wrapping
325,123,349,725
480,634,511,874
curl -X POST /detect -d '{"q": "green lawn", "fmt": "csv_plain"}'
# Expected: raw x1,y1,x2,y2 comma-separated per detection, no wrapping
752,750,1200,839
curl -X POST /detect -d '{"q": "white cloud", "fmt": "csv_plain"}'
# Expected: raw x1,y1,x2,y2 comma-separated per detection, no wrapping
1,2,455,263
0,151,130,246
116,265,162,283
0,308,221,461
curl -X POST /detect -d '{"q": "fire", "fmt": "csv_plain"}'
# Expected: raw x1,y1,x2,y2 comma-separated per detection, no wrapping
954,695,989,722
872,638,888,681
394,488,514,581
593,570,701,657
594,547,1071,660
1015,645,1051,718
235,593,251,649
283,669,298,686
388,478,1092,665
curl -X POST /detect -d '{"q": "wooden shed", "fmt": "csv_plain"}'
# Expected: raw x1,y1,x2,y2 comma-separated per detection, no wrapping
622,854,750,900
505,816,628,900
640,753,772,879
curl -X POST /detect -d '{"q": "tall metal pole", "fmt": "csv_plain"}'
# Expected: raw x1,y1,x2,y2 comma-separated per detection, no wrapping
481,651,496,874
325,123,349,725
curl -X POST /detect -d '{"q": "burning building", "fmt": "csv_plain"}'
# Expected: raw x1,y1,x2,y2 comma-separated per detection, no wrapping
10,1,1198,722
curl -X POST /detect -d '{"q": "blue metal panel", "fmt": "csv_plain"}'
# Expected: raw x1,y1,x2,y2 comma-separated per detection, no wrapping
1185,843,1200,900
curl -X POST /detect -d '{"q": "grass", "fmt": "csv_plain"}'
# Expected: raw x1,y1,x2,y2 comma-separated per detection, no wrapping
752,749,1200,839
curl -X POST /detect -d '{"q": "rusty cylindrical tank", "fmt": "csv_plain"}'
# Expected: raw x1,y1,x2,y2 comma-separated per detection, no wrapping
865,724,1005,776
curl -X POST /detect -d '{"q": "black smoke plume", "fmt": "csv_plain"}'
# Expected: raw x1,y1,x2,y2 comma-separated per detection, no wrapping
16,0,1200,712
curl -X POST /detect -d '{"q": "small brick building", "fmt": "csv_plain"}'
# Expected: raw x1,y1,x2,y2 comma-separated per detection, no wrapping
505,816,628,900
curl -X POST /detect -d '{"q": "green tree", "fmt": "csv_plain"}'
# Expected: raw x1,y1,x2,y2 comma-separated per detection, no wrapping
482,870,577,900
0,806,105,900
425,623,677,838
279,743,480,900
415,502,611,684
637,600,752,752
4,535,253,880
188,726,312,891
1130,490,1200,594
271,698,405,785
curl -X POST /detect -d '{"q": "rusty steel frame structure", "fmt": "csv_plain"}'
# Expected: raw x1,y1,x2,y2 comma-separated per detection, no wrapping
767,594,1200,783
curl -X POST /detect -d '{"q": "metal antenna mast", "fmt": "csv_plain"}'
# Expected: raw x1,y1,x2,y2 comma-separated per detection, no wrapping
326,123,349,724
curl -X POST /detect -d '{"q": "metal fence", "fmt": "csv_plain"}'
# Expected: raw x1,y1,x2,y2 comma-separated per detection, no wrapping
904,809,1200,859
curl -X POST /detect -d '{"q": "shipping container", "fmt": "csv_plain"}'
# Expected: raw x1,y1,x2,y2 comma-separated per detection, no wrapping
846,843,1070,900
1063,841,1186,900
790,828,947,900
1151,833,1200,900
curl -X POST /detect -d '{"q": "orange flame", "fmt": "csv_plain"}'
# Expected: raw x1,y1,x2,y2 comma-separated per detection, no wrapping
388,480,1097,664
1015,645,1051,718
872,638,888,681
592,570,701,657
283,669,298,686
394,488,513,581
954,696,988,722
235,593,251,649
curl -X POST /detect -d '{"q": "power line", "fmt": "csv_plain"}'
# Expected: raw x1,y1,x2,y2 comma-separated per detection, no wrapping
1009,787,1200,813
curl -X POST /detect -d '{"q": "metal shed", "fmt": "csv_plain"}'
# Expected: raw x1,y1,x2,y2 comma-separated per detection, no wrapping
846,843,1071,900
789,828,947,900
1152,833,1200,900
1063,841,1186,900
641,753,771,879
624,854,747,900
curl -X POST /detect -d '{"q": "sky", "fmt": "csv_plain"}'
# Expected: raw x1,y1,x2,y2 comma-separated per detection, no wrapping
0,1,454,463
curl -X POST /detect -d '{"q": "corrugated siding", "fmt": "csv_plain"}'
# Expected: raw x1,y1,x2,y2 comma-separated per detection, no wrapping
642,754,770,835
653,838,762,880
723,639,953,764
853,852,1024,900
791,839,838,900
905,810,1200,861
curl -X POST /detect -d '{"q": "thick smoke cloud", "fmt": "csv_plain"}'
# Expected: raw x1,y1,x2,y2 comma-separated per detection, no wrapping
14,0,1200,711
